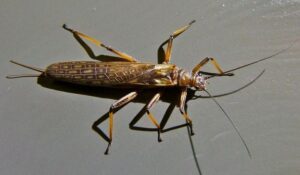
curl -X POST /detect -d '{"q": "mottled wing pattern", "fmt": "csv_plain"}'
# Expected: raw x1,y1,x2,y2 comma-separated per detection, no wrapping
46,61,178,87
128,64,179,87
94,62,156,85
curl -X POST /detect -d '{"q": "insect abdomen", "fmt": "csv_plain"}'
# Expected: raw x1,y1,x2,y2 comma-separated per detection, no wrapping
45,61,95,85
45,61,179,87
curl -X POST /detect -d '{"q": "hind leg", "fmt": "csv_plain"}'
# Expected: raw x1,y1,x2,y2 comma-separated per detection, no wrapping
63,24,138,62
104,91,138,154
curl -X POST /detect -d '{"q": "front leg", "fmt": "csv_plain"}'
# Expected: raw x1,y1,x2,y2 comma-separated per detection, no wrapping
192,57,234,77
179,87,194,135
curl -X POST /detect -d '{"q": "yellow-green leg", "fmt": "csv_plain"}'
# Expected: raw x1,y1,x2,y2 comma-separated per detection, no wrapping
192,57,233,76
179,88,194,135
63,24,138,62
163,20,195,64
145,93,163,142
105,91,138,154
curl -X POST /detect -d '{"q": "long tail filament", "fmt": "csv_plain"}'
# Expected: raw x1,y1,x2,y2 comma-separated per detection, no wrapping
6,60,44,79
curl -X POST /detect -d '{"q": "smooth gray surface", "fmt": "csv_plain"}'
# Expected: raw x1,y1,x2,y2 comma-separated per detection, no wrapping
1,0,300,175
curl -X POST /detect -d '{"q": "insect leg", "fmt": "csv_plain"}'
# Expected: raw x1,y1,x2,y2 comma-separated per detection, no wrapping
63,24,138,62
105,91,138,154
192,57,233,76
179,88,194,135
146,93,163,142
163,20,195,64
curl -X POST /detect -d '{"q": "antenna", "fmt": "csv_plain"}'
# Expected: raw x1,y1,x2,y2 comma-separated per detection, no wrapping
194,69,265,99
204,89,252,158
206,39,298,79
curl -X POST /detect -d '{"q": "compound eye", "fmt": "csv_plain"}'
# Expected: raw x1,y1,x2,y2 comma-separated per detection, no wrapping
196,76,207,90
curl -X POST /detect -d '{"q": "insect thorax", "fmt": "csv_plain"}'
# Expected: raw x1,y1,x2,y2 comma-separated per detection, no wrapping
177,69,193,87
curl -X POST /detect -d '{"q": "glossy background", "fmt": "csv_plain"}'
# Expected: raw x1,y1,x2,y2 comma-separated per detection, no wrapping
1,0,300,175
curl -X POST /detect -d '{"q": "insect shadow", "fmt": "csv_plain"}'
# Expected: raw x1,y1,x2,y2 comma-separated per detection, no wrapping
51,26,201,141
8,22,297,175
37,73,257,175
37,76,198,142
37,76,205,175
37,24,266,149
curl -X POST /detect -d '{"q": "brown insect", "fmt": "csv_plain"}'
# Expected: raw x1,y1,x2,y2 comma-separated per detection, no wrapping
7,20,294,155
